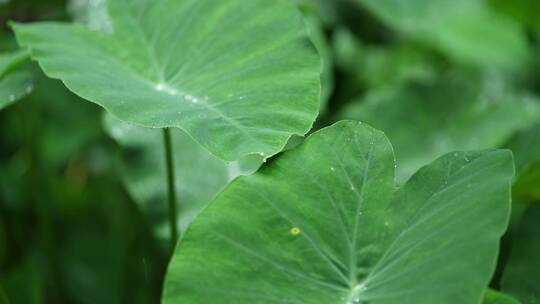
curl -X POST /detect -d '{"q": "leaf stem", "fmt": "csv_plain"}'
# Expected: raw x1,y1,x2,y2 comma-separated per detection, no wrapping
163,128,179,250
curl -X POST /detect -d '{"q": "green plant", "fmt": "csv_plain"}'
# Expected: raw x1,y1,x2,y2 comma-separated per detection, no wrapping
1,0,539,303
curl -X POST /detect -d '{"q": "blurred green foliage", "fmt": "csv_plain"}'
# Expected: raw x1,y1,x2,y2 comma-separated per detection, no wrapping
1,0,540,303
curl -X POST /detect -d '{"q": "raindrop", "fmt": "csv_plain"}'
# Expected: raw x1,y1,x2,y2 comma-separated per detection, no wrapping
9,94,15,102
330,167,336,172
154,83,178,96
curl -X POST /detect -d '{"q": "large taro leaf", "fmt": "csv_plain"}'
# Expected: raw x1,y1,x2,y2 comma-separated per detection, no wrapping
103,114,261,237
484,290,521,304
357,0,530,70
501,204,540,304
163,121,514,304
339,71,540,183
0,50,35,110
12,0,321,161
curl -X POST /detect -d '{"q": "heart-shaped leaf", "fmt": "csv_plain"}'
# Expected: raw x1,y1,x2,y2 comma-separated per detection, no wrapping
13,0,321,160
502,204,540,304
163,121,514,304
103,114,261,237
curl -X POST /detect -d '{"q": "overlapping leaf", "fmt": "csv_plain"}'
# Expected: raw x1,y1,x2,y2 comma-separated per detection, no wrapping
163,121,514,304
103,114,260,237
13,0,321,161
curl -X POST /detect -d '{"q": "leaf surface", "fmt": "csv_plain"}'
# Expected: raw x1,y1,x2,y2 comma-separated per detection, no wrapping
340,72,540,183
0,50,34,109
505,123,540,199
13,0,321,160
103,114,260,236
502,204,540,304
357,0,530,70
484,289,521,304
163,121,514,304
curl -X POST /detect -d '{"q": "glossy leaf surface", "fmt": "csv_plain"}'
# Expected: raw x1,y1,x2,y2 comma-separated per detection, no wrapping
163,121,514,304
13,0,321,160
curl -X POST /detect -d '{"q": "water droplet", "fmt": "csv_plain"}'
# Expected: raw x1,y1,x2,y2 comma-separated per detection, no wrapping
154,83,178,96
348,283,367,304
9,94,15,102
330,167,336,172
351,186,356,191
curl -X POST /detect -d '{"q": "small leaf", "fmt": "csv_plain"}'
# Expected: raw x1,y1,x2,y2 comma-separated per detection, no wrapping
502,204,540,304
12,0,321,161
163,121,514,304
0,50,34,110
0,49,29,77
103,114,260,237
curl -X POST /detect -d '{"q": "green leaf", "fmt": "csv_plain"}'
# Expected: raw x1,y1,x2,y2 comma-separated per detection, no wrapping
505,123,540,199
68,0,111,31
502,204,540,304
302,8,333,112
0,49,29,77
163,121,514,304
357,0,531,70
332,28,440,90
484,289,521,304
0,50,34,110
13,0,321,161
103,114,260,237
339,71,540,183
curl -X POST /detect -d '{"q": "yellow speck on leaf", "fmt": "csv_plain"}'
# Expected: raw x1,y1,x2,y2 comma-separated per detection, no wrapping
290,227,301,236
